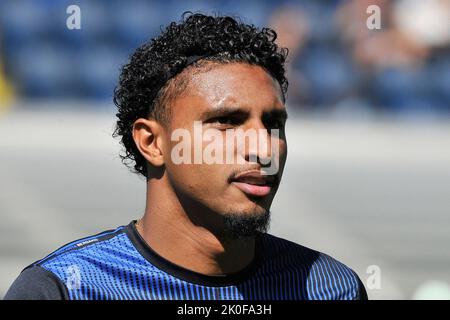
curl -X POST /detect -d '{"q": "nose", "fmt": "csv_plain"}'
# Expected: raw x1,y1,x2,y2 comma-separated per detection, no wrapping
243,119,273,167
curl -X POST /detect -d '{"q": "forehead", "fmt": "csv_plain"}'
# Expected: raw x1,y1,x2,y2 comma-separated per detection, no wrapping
170,63,285,120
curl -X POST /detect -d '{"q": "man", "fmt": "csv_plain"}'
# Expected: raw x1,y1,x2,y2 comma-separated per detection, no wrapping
5,13,367,300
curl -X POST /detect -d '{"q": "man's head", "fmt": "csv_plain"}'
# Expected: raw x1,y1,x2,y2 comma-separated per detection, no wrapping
114,13,289,239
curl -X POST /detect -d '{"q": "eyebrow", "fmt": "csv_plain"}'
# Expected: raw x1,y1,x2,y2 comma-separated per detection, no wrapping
201,106,288,121
201,106,248,120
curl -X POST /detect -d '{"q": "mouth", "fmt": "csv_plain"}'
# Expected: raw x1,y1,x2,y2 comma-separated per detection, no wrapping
229,170,278,197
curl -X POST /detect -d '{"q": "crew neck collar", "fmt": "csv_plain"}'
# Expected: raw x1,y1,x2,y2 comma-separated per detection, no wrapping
125,220,263,287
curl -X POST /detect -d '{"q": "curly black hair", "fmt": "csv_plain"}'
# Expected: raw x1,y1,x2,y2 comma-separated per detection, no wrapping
113,12,289,178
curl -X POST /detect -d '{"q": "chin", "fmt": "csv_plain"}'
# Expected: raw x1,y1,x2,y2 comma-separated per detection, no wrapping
226,201,270,217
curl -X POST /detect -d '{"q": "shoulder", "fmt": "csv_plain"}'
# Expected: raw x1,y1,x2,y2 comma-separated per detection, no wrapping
4,265,68,300
259,233,368,300
5,224,129,300
34,225,130,278
33,225,128,267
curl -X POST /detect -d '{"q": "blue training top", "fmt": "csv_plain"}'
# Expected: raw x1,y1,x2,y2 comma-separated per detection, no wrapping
5,221,367,300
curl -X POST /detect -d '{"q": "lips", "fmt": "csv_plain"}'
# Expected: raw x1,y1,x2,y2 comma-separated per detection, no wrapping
229,170,277,197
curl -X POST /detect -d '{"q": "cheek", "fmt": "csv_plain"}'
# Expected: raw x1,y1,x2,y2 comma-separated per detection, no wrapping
270,137,288,176
280,140,288,167
165,162,229,198
164,127,231,195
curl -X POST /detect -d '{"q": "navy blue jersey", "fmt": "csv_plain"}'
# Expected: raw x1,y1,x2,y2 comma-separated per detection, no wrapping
5,221,367,300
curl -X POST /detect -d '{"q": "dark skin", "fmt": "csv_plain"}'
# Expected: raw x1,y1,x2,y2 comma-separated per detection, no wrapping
132,62,288,275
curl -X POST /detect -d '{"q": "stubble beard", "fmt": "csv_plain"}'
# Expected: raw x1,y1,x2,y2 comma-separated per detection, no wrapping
220,209,271,241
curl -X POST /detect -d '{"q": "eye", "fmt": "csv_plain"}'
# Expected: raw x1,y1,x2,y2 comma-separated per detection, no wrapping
209,115,242,127
214,116,234,125
264,118,285,130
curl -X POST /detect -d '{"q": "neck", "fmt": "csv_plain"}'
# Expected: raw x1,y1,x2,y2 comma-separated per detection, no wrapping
137,175,257,276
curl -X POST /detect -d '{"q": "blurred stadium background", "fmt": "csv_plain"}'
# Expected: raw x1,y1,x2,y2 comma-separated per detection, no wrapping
0,0,449,299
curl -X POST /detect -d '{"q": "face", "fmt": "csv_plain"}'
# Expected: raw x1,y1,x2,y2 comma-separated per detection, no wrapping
161,62,288,232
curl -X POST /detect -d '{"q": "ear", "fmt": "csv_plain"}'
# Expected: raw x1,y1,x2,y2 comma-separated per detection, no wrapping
132,118,165,167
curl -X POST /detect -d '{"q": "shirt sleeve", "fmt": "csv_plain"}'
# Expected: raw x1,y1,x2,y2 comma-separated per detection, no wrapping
3,265,69,300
